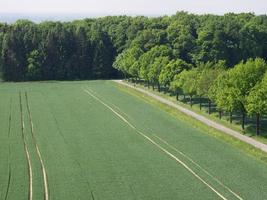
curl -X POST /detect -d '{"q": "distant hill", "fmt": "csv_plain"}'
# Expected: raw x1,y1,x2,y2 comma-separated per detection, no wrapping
0,13,102,23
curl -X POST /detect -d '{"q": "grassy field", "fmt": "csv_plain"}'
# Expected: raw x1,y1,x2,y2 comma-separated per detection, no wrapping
1,80,267,200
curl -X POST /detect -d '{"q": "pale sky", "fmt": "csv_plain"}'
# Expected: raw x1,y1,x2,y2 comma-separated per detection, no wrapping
0,0,267,16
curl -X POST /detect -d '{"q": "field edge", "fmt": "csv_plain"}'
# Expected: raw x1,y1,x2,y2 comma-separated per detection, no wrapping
113,81,267,166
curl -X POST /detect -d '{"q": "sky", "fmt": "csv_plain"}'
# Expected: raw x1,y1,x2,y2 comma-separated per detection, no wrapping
0,0,267,22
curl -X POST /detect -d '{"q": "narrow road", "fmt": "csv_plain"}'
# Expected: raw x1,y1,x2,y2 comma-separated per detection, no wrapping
114,80,267,153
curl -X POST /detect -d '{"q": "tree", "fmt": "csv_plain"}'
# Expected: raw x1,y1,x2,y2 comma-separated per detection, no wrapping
167,12,198,63
246,72,267,135
27,50,43,80
159,59,192,89
1,13,267,82
113,46,143,80
147,56,170,91
170,74,185,101
131,29,167,51
196,61,226,112
179,69,199,106
139,45,172,85
210,58,267,128
228,58,267,129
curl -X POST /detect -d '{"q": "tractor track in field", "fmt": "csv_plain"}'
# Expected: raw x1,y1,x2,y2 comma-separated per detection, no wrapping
19,92,33,200
83,88,244,200
25,92,49,200
52,111,95,199
4,98,12,200
86,88,133,121
152,134,243,200
41,91,95,199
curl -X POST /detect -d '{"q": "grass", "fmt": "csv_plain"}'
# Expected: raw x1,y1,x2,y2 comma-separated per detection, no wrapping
128,81,267,144
0,80,267,199
115,83,267,164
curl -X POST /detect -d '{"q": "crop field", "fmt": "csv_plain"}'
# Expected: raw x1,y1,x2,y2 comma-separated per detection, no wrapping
1,80,267,200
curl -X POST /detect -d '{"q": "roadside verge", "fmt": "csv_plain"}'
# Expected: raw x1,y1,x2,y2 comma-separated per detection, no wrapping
114,80,267,154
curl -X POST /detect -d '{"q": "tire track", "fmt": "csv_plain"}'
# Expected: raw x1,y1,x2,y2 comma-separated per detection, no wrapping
152,134,243,200
83,88,228,200
4,98,12,200
25,92,49,200
86,88,133,121
85,87,244,200
40,90,95,199
19,92,33,200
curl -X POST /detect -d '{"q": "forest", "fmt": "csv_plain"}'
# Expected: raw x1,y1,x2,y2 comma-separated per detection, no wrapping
0,12,267,81
0,12,267,134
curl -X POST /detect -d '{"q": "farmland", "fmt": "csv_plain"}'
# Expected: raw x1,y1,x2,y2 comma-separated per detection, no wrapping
1,80,267,200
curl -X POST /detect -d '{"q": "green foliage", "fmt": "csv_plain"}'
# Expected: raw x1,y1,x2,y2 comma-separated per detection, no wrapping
247,72,267,116
171,68,199,97
27,50,42,80
139,45,171,81
170,74,183,93
180,69,199,97
167,13,198,63
196,61,226,97
1,12,267,82
0,20,117,81
147,56,170,85
210,58,267,113
159,59,192,87
113,46,143,78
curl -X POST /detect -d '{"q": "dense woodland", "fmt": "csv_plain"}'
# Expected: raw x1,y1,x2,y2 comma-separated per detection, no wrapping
1,12,267,134
0,12,267,81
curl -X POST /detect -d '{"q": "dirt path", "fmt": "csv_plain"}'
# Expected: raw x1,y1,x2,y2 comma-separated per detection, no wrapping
25,92,49,200
114,80,267,154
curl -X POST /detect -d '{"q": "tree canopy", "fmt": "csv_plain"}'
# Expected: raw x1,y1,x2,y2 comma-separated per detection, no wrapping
1,12,267,81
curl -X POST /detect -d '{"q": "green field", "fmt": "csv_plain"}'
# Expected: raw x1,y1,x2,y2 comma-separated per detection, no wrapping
1,80,267,200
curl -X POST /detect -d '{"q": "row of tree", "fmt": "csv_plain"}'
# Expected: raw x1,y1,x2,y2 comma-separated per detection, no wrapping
171,59,267,135
112,12,267,135
1,12,267,81
115,48,267,135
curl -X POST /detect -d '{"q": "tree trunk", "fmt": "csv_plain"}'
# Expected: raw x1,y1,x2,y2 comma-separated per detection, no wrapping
256,113,260,136
241,113,246,130
152,83,154,91
229,112,232,123
219,110,222,119
176,92,179,101
208,100,211,114
164,85,167,94
190,95,193,107
199,98,202,110
157,82,160,92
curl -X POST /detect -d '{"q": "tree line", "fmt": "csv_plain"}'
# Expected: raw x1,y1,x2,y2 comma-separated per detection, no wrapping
0,19,118,81
113,12,267,135
1,12,267,81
